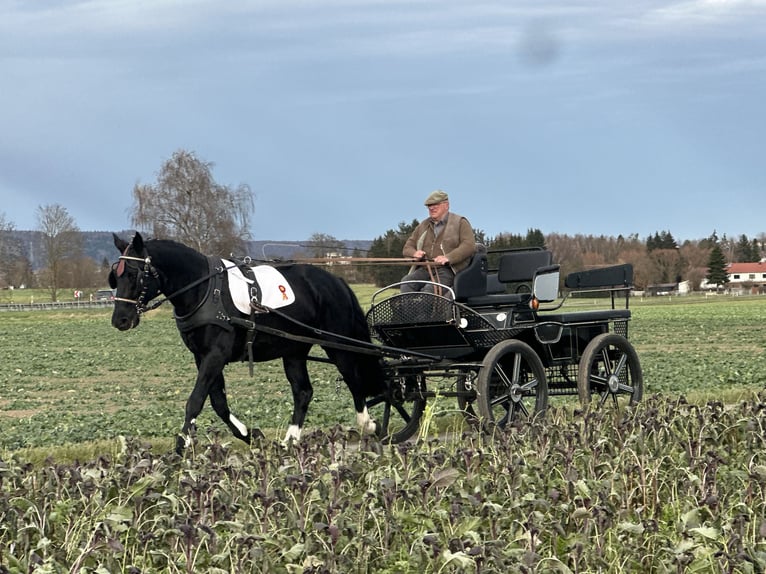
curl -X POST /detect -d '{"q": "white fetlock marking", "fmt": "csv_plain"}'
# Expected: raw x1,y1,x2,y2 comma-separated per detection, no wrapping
356,407,377,435
183,418,197,448
283,424,302,444
229,414,248,437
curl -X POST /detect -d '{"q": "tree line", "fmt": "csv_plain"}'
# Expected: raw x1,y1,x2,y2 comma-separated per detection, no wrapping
1,149,763,299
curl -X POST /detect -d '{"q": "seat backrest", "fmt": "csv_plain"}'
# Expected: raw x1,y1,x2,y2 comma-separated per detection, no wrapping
564,263,633,289
497,250,553,283
453,243,488,301
486,273,504,294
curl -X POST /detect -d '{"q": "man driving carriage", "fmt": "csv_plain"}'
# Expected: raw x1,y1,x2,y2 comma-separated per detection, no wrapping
400,189,476,293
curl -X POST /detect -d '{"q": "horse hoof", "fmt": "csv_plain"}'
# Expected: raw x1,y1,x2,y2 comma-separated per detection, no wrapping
175,432,195,454
250,428,265,440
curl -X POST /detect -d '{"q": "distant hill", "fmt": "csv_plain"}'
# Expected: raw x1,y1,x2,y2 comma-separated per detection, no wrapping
6,231,373,270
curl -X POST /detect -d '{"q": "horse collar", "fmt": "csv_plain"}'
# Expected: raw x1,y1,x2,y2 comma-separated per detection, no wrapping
173,257,234,333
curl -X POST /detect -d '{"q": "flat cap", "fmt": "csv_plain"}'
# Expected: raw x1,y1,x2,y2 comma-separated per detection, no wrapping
424,189,449,205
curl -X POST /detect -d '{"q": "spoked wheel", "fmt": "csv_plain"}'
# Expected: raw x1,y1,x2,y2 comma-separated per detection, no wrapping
367,375,426,444
456,372,480,428
477,340,548,432
577,333,643,407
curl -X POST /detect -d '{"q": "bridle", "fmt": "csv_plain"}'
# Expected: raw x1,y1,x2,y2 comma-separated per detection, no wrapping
111,251,162,314
112,245,231,315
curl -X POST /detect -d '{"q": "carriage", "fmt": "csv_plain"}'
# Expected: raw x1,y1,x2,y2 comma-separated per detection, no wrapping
109,234,642,452
363,245,643,443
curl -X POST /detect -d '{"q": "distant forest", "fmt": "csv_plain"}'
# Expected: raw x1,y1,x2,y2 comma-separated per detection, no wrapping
4,152,760,295
0,227,764,293
364,223,764,290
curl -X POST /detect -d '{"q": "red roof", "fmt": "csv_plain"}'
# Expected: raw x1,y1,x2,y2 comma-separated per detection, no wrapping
727,262,766,273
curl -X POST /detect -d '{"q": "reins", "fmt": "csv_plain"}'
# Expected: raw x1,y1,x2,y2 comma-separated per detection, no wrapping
114,253,235,314
230,303,441,361
114,250,445,362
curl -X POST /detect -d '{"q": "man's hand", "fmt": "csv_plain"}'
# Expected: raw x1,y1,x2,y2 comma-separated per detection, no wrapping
434,255,449,265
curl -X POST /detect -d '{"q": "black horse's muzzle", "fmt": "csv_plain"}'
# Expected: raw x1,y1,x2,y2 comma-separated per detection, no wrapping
112,304,140,331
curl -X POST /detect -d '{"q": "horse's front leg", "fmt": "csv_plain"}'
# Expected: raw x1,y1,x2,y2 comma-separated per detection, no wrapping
209,374,264,444
176,355,225,454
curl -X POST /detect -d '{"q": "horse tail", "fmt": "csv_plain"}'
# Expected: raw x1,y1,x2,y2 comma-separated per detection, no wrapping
339,278,372,338
338,277,388,395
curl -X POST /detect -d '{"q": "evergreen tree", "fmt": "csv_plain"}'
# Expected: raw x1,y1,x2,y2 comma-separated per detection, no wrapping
525,228,546,248
705,243,729,290
698,231,718,250
659,230,678,249
647,230,677,251
367,220,418,286
734,234,752,262
486,232,525,250
486,232,525,269
752,238,763,262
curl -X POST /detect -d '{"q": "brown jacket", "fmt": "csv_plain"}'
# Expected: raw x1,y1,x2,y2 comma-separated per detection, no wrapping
403,212,476,273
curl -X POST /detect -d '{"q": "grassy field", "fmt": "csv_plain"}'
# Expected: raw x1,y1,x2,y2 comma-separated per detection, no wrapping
580,292,766,400
1,289,764,456
1,290,765,572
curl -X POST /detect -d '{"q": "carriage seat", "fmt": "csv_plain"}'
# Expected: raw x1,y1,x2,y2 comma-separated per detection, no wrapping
460,249,554,307
453,243,488,301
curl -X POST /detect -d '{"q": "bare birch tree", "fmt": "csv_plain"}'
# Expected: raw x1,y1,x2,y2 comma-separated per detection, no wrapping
36,204,82,302
130,149,254,256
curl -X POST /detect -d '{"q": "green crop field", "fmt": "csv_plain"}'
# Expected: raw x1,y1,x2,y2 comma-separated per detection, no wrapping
1,292,765,572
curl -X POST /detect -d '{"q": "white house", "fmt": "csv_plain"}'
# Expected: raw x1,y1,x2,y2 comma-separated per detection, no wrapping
700,261,766,293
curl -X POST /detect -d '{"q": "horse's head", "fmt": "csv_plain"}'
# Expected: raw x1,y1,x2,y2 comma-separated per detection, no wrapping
109,232,161,330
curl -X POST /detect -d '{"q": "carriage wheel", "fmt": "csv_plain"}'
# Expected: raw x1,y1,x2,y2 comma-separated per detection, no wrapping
367,375,426,444
456,373,480,428
476,340,548,432
577,333,643,407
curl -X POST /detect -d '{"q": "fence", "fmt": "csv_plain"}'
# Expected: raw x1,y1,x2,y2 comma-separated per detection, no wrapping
0,301,115,312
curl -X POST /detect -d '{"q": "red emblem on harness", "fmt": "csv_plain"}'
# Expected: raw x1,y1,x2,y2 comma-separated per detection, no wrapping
279,285,288,300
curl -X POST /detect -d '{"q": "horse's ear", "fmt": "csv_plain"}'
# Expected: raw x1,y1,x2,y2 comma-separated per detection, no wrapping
132,232,144,252
114,233,129,253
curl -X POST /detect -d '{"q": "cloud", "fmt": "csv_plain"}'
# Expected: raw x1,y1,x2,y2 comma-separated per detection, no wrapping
1,0,764,239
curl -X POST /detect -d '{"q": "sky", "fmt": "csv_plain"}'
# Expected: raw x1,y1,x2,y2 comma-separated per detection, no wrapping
1,0,764,244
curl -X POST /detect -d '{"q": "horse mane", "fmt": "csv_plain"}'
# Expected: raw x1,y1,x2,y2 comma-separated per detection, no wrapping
144,238,208,273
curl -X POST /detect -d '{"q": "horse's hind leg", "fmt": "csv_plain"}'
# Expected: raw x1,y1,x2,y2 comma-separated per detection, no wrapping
209,374,262,444
282,357,313,443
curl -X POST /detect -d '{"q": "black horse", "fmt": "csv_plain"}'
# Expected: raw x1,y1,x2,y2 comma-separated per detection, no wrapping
109,232,387,453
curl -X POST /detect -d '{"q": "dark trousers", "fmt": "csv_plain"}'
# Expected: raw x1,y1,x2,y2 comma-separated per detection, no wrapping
400,265,455,293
